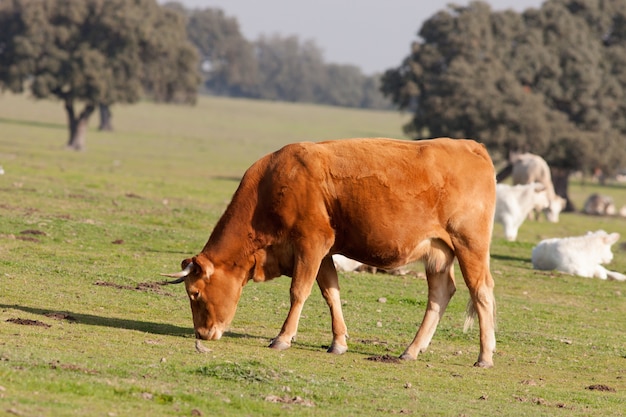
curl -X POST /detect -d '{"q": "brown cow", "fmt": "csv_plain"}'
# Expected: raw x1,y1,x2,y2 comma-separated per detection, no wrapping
162,138,497,367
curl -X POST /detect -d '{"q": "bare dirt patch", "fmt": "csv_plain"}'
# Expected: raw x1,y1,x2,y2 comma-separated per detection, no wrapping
0,203,38,215
49,360,98,374
586,384,616,392
15,236,40,242
94,280,174,296
20,229,47,236
357,338,389,347
264,395,315,407
365,354,402,364
6,318,51,328
44,312,77,322
13,229,48,243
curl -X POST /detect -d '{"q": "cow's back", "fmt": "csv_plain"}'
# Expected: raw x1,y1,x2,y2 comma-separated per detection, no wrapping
511,153,556,200
259,138,496,268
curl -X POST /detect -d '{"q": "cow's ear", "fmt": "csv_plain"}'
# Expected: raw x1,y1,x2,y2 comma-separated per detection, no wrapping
181,258,194,270
193,255,215,279
605,232,620,245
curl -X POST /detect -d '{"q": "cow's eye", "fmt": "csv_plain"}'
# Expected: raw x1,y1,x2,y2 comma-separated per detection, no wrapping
189,291,200,301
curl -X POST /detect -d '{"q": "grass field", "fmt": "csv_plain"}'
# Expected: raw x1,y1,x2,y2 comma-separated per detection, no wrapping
1,93,625,416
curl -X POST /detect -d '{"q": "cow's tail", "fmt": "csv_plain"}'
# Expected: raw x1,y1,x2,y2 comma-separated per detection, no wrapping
607,270,626,281
463,298,497,333
463,300,476,333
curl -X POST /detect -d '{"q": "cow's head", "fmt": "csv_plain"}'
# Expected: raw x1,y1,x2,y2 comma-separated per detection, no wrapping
593,230,620,264
161,254,244,340
545,195,567,223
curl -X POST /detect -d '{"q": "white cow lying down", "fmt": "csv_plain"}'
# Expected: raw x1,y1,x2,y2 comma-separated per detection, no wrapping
332,254,365,272
531,230,626,281
494,183,548,241
583,193,616,216
332,254,409,275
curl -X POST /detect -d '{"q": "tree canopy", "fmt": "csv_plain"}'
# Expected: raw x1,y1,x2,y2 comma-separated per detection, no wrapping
0,0,200,150
381,0,626,176
164,2,390,109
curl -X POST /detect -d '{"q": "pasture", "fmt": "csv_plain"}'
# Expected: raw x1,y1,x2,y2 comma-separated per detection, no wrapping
1,93,625,416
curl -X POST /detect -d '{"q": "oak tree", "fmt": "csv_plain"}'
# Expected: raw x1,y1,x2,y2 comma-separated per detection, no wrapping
382,0,626,204
0,0,199,150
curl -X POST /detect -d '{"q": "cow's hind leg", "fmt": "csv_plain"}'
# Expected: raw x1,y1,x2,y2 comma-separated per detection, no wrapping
401,241,456,360
316,255,348,354
455,246,496,368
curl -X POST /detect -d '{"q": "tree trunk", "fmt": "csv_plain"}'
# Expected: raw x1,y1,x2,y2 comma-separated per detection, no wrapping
65,99,95,151
496,163,513,182
98,103,113,131
551,167,576,212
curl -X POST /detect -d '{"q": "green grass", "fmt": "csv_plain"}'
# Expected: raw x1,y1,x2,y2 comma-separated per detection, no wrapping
1,92,625,416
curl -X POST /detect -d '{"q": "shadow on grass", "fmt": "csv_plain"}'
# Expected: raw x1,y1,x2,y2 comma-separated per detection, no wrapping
210,175,242,183
0,117,66,130
1,303,191,337
1,303,274,344
490,253,530,263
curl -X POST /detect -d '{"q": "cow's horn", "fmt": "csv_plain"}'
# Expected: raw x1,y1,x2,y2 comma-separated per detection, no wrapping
159,262,193,284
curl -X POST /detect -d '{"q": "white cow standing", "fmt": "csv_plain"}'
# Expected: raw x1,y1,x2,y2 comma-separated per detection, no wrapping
510,152,565,222
531,230,626,281
494,183,549,241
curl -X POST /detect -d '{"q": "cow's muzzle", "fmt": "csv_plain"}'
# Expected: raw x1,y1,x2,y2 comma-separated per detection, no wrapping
196,326,223,341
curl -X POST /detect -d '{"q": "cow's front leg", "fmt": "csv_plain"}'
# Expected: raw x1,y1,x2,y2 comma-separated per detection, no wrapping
316,255,348,354
401,263,456,360
269,251,323,351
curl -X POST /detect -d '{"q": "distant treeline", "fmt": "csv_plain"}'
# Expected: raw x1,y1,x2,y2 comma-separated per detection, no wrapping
164,2,392,110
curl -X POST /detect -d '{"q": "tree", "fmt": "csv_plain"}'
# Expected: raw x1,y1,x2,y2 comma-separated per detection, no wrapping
253,35,327,103
316,64,387,108
182,6,258,96
253,35,390,108
141,6,200,104
160,3,390,109
0,0,199,150
381,0,626,206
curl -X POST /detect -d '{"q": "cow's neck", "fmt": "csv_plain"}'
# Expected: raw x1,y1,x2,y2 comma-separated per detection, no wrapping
201,167,267,270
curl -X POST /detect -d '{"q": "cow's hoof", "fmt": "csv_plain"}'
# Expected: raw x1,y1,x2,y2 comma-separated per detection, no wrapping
399,352,416,361
327,344,348,355
269,339,291,351
195,340,212,354
473,360,493,368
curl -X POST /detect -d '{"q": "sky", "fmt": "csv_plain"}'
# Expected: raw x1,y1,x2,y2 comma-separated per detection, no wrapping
173,0,545,75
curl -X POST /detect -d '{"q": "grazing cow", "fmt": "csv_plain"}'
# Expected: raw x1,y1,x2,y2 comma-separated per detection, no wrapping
510,152,565,222
494,183,548,241
162,138,497,367
582,194,616,216
532,230,626,281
